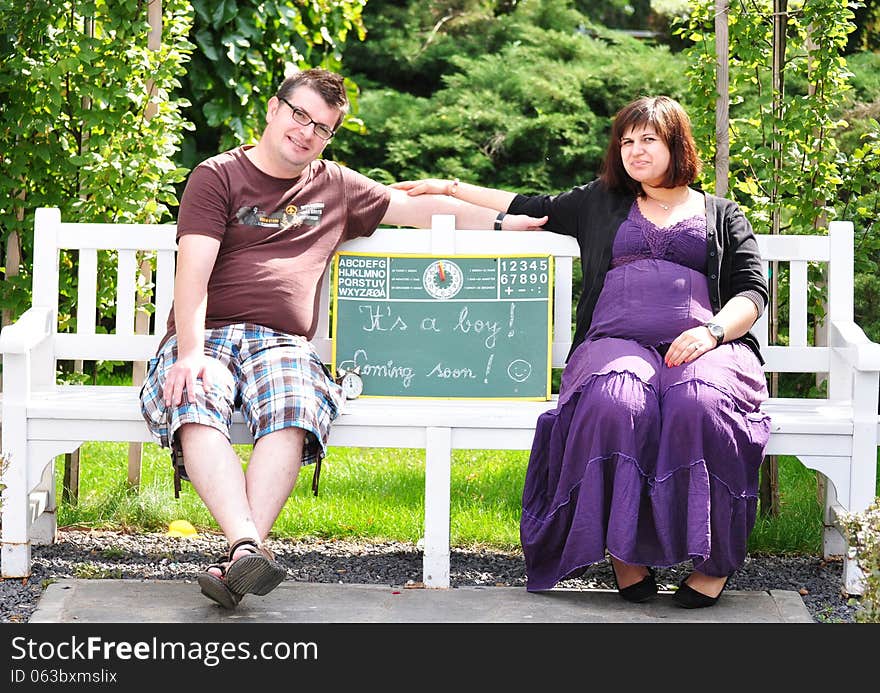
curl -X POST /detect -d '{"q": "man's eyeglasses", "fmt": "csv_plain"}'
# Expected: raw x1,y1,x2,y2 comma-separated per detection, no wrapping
279,97,336,141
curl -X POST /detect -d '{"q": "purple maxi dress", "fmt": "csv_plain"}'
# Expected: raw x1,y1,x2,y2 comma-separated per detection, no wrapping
520,201,771,591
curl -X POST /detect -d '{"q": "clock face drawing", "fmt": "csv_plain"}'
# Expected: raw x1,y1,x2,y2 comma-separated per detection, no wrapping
423,260,464,300
335,367,364,400
340,371,363,399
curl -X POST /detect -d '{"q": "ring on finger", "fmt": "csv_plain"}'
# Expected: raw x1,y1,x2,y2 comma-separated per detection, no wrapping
691,343,700,351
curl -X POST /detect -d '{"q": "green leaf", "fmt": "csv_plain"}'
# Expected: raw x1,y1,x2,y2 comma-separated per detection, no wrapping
194,29,219,61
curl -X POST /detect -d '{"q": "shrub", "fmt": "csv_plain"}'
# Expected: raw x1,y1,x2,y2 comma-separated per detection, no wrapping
0,1,195,334
841,497,880,623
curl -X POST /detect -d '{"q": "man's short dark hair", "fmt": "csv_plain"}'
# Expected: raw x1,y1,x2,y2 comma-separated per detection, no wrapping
276,69,350,129
600,96,702,195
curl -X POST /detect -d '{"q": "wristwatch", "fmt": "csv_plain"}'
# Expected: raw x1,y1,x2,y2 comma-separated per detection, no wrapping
703,322,725,347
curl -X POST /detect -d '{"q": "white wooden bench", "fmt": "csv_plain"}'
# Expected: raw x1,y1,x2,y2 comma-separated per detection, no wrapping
2,207,879,595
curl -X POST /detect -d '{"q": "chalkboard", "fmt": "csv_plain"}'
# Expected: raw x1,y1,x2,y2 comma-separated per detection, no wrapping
332,253,553,399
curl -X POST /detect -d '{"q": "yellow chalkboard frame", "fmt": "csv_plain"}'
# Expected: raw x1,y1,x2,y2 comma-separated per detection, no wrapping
331,251,554,400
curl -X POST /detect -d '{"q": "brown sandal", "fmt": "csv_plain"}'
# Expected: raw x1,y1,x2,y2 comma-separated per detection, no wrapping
223,538,286,596
197,560,243,609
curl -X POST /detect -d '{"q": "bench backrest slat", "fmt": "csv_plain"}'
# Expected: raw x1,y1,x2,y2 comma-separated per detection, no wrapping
56,224,180,251
155,250,176,332
788,260,809,347
76,248,98,336
30,208,854,388
54,333,164,361
828,221,855,319
115,249,138,337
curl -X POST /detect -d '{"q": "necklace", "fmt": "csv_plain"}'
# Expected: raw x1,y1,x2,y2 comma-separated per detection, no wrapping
645,190,689,211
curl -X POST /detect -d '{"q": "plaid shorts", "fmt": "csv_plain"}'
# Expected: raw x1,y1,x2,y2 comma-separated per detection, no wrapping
140,323,344,482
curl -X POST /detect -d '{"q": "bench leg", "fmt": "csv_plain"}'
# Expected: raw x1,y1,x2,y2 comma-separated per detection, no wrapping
839,370,880,597
825,494,867,597
802,454,870,597
820,473,848,558
1,412,33,578
30,457,58,545
0,541,31,579
423,427,452,588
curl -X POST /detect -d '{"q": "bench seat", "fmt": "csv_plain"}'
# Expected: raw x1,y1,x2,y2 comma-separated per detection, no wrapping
17,386,863,447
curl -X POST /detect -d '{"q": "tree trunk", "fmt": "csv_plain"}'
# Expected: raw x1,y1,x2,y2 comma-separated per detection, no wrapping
714,0,730,198
760,0,788,518
126,0,164,490
62,13,96,504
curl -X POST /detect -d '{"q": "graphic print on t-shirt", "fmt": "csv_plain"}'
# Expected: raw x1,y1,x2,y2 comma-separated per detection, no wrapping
236,202,325,230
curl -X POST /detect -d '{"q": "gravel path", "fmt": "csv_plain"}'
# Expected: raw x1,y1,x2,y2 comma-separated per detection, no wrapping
0,529,863,623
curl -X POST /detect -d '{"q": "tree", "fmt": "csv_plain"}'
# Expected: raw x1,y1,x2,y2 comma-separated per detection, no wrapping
178,0,369,170
335,0,690,192
676,0,879,343
0,1,194,336
675,0,880,512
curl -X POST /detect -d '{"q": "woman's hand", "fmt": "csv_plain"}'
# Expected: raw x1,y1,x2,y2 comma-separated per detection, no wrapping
502,214,549,231
390,179,452,196
665,325,717,367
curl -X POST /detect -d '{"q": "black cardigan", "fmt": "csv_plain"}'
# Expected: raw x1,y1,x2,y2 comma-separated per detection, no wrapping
507,179,768,363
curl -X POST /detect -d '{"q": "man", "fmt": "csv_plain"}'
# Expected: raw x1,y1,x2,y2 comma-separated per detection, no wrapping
139,68,545,609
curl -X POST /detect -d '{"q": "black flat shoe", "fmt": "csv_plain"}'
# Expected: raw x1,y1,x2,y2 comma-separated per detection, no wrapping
672,575,730,609
610,562,658,603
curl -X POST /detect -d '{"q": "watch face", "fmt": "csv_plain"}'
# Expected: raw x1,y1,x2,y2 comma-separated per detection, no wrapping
422,260,464,300
340,372,363,399
706,323,724,342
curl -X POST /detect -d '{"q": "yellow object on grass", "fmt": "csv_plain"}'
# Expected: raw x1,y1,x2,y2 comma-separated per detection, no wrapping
166,519,198,537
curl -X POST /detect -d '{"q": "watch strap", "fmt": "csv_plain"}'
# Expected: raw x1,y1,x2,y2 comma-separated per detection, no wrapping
704,322,724,346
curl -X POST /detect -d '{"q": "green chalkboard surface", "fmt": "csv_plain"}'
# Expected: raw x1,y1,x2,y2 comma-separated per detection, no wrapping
332,252,553,399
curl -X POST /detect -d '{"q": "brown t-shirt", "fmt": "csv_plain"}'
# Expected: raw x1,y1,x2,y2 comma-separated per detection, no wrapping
165,146,390,343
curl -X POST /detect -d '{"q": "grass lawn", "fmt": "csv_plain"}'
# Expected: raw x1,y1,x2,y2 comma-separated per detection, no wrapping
57,441,880,555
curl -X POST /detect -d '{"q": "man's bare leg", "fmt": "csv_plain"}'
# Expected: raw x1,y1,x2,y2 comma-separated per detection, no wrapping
179,424,305,571
245,427,305,540
178,423,259,541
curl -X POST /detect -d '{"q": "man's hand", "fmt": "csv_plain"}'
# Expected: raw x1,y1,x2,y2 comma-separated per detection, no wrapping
163,353,218,407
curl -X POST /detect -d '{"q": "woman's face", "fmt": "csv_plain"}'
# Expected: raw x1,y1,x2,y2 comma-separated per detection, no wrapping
620,125,672,188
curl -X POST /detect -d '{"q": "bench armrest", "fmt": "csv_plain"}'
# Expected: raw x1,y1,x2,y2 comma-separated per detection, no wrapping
0,307,53,354
829,320,880,371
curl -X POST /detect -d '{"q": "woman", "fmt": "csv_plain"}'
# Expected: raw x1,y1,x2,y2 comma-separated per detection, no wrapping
392,96,770,608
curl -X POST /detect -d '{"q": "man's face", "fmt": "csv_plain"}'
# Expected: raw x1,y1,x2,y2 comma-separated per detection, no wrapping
263,85,340,174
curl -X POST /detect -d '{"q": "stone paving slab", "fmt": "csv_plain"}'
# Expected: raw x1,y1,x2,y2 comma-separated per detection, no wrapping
30,579,814,623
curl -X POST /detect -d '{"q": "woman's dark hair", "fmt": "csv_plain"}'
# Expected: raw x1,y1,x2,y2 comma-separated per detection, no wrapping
276,68,350,129
599,96,702,195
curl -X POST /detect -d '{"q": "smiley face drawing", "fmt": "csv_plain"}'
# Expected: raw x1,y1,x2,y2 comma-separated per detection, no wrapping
507,359,532,383
423,260,464,300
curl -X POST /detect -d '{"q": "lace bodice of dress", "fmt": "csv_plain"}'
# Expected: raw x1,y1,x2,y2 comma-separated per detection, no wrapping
611,201,708,274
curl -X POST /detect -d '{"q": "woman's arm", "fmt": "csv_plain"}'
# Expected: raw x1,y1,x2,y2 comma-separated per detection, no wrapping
381,186,546,230
708,295,761,342
664,296,760,368
391,178,518,212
